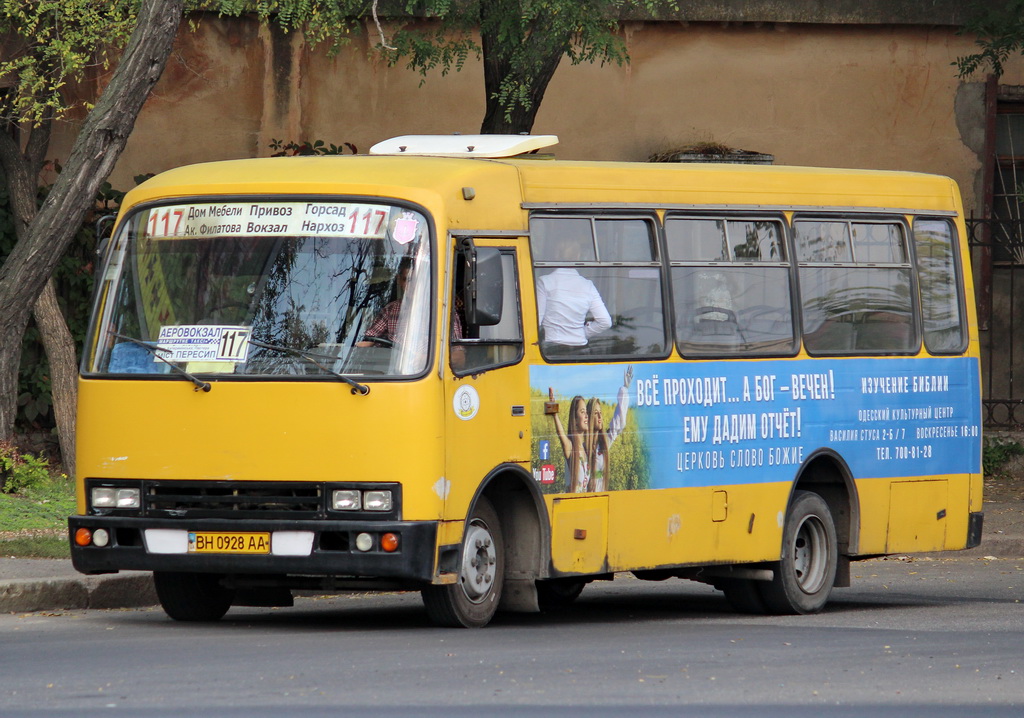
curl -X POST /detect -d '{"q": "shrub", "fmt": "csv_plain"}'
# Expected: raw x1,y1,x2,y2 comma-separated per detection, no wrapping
982,437,1024,477
269,138,357,156
0,441,53,495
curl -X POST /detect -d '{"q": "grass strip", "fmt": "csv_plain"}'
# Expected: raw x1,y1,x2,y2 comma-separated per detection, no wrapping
0,536,70,559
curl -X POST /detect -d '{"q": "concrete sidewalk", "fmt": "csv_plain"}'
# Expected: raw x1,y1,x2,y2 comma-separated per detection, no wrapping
0,557,157,613
3,501,1022,614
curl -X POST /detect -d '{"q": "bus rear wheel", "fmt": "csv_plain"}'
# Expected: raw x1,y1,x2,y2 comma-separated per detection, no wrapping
719,578,768,614
759,490,838,615
422,496,504,628
154,571,235,622
536,578,586,611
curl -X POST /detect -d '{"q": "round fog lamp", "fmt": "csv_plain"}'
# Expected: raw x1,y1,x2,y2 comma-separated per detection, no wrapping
355,532,374,552
381,533,399,553
74,528,92,547
92,528,110,548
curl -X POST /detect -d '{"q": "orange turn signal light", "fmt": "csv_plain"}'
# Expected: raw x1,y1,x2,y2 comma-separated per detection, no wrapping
381,532,399,553
74,527,92,547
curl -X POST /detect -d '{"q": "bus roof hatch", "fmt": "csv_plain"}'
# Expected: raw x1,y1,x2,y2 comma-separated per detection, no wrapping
369,134,558,158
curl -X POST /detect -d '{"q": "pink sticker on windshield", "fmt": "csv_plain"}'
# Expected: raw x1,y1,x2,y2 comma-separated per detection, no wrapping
393,212,419,245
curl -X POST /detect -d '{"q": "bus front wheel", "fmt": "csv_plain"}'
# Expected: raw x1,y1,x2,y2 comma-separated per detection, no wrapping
422,496,504,628
154,571,235,622
759,490,838,615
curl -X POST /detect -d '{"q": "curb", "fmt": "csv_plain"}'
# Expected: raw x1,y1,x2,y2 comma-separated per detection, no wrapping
0,572,156,614
4,546,1024,615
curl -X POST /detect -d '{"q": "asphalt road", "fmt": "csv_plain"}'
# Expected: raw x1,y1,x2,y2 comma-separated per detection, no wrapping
2,556,1022,718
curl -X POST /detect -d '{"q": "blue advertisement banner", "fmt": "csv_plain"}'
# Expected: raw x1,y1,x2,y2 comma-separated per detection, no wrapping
529,357,981,493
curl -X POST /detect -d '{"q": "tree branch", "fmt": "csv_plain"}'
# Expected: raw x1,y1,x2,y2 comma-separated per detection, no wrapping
23,108,53,177
0,129,37,239
372,0,396,51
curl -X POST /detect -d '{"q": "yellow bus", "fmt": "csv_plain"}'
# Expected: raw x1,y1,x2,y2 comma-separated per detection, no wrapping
70,135,983,626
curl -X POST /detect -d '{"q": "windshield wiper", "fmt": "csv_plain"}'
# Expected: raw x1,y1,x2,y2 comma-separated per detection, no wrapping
249,339,370,395
109,332,212,392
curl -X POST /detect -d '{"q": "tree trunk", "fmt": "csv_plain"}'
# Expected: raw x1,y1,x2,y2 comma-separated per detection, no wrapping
479,2,567,134
0,0,184,448
0,109,77,473
480,85,553,134
0,117,51,451
32,280,78,476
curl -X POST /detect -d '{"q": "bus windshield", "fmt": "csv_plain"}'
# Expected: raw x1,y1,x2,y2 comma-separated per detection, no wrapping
85,200,433,379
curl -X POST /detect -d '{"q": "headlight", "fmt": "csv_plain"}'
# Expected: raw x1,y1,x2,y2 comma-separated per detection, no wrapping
116,488,141,508
92,487,141,510
332,489,361,511
363,490,392,512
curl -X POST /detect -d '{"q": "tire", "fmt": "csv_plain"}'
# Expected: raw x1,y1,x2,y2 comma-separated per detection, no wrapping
632,569,676,581
759,490,838,615
719,578,768,614
536,578,586,611
422,496,504,628
154,571,235,622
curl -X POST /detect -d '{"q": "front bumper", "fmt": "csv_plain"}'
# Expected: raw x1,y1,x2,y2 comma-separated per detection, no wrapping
69,515,438,582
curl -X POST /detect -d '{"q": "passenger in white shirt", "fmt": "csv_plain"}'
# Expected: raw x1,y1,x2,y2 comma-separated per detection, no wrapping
536,268,612,349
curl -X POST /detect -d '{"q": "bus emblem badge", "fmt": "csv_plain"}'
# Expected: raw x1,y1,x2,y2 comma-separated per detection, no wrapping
453,385,480,421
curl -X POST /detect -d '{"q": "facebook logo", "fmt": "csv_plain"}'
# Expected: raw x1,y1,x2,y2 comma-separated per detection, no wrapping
539,440,550,461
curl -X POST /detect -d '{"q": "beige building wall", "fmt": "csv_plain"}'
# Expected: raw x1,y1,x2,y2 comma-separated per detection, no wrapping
39,7,1024,421
47,15,1022,217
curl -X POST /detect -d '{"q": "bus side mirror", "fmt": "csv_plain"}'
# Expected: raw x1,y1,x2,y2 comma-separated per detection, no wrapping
460,241,503,326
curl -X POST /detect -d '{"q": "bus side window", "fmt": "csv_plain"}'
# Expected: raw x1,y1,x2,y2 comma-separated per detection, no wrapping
796,219,917,355
666,216,796,356
530,215,668,360
451,249,523,374
914,218,967,354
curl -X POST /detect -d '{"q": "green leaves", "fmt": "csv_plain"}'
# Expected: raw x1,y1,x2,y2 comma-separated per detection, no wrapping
0,1,676,129
205,0,358,54
955,0,1024,78
0,0,142,122
382,0,678,128
0,1,362,125
268,138,358,155
983,436,1024,477
0,442,73,557
0,441,54,495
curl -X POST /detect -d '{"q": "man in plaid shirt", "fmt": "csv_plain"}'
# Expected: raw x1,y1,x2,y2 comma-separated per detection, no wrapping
358,262,463,348
357,261,411,347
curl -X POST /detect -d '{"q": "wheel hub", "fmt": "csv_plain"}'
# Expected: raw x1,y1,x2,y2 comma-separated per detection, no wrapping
460,521,496,602
792,515,829,594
